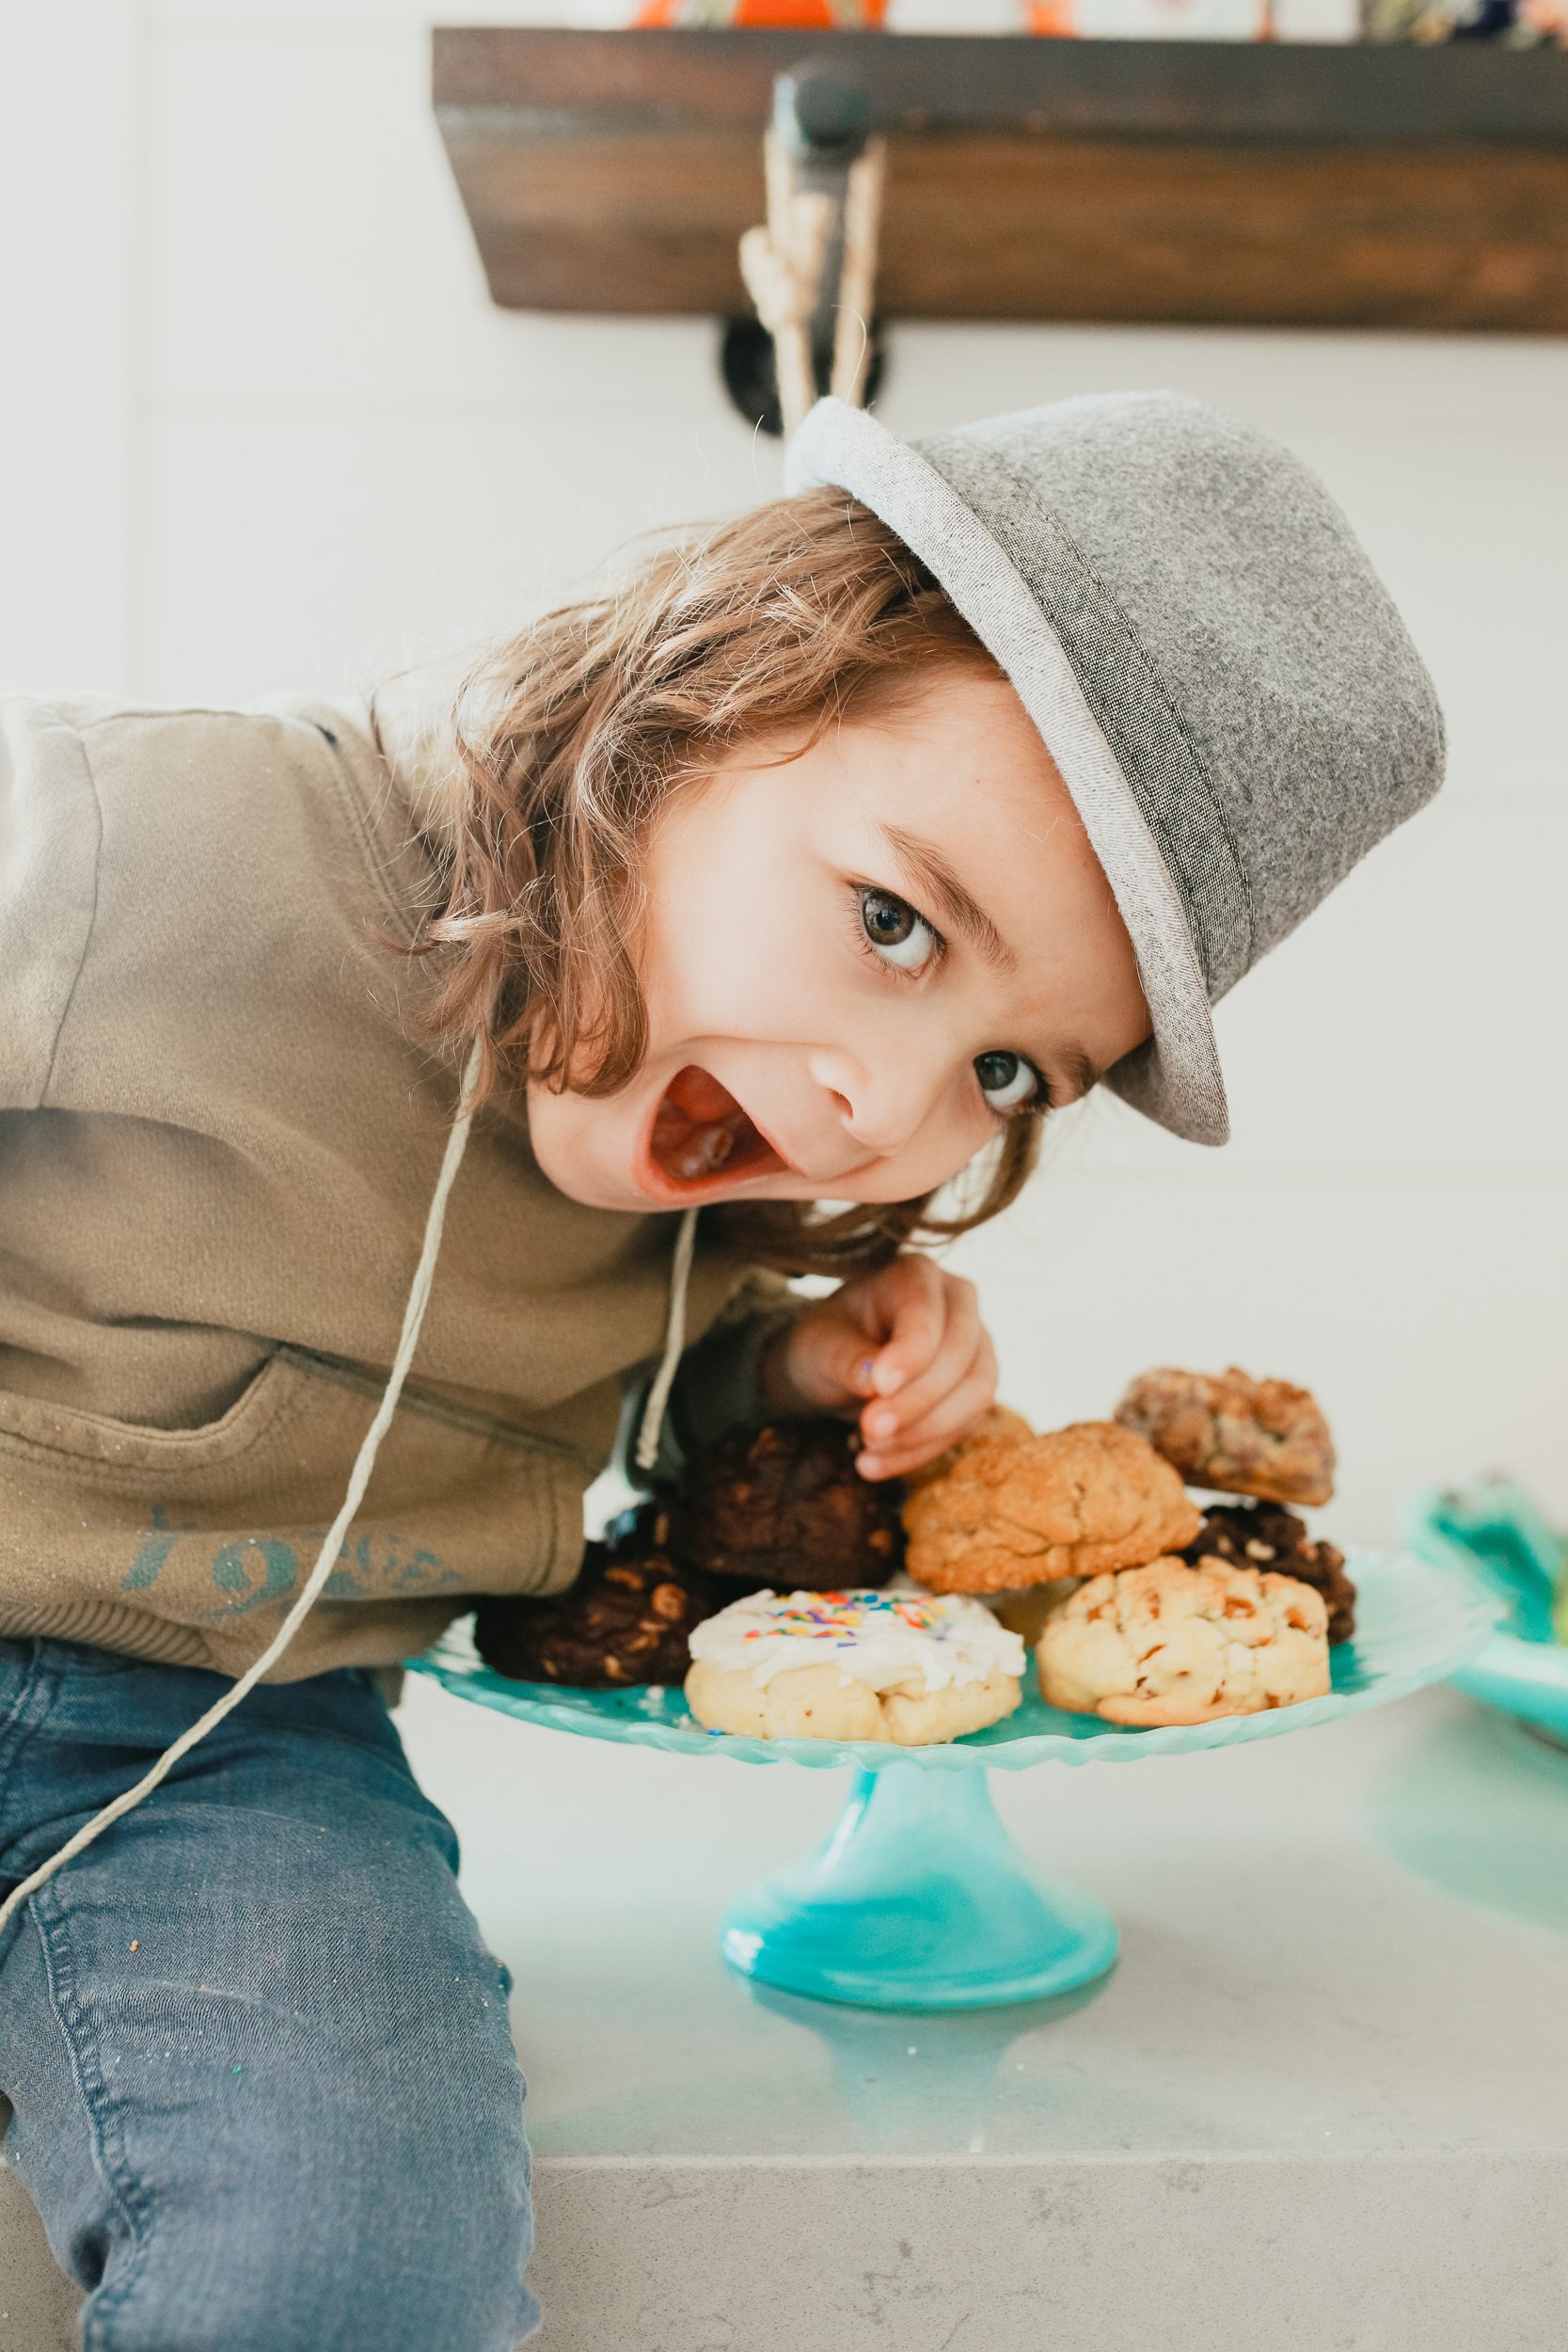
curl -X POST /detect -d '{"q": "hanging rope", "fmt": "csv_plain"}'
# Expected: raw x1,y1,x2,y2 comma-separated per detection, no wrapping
739,133,834,441
829,138,886,409
739,123,886,440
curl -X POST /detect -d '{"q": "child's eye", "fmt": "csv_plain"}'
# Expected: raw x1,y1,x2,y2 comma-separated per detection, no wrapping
974,1050,1041,1113
859,886,940,976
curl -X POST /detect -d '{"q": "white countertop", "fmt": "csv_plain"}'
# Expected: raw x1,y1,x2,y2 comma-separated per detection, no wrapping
400,1670,1568,2351
6,1676,1566,2350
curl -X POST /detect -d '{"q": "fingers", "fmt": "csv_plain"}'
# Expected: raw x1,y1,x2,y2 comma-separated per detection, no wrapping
849,1255,964,1399
765,1304,879,1417
856,1343,998,1481
769,1255,959,1416
859,1268,982,1433
767,1256,1002,1481
855,1271,998,1480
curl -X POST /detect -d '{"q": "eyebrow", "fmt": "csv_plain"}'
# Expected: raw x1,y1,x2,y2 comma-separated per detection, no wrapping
877,823,1016,975
877,822,1107,1105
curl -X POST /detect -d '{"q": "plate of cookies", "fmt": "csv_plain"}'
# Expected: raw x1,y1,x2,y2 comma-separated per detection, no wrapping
414,1365,1494,1775
414,1368,1494,2009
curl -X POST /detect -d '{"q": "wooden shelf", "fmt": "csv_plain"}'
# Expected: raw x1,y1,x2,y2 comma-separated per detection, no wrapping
433,29,1568,333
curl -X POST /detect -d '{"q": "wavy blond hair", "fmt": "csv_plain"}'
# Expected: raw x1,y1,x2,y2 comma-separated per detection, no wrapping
385,486,1046,1277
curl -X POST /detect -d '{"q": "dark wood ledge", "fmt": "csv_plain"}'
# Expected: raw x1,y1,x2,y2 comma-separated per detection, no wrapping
434,29,1568,331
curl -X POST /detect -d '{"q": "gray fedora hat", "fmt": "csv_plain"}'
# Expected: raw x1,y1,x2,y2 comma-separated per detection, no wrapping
786,392,1445,1146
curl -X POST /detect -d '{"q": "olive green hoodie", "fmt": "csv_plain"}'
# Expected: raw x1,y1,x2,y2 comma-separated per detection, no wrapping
0,694,792,1680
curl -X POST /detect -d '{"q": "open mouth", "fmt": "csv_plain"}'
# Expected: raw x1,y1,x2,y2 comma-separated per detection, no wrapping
644,1066,788,1196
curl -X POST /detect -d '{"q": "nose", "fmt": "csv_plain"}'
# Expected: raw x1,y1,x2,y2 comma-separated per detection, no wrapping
806,1042,948,1157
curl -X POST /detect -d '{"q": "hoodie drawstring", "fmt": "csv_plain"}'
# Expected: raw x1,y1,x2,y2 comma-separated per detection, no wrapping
635,1203,699,1474
0,1038,486,1944
0,1062,704,1941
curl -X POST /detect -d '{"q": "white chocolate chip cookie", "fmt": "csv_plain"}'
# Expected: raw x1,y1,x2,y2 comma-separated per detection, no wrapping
1037,1555,1330,1727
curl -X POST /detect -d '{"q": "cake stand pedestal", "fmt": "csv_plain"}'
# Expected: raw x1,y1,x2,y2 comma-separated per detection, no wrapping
411,1550,1494,2014
721,1762,1117,2010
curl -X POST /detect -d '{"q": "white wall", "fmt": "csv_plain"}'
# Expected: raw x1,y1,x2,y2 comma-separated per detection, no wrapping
4,2,1564,1547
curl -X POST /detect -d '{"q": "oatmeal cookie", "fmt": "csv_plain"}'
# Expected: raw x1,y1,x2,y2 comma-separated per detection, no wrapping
685,1586,1023,1745
1115,1365,1336,1507
472,1537,721,1689
1182,1500,1355,1644
1037,1556,1331,1727
677,1418,904,1591
903,1420,1202,1596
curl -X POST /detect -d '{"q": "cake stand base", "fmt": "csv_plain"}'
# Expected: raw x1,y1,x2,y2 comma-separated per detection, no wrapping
720,1763,1118,2011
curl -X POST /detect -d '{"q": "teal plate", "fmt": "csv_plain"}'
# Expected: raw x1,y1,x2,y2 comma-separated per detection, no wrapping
1405,1480,1568,1747
411,1549,1492,1774
410,1549,1493,2011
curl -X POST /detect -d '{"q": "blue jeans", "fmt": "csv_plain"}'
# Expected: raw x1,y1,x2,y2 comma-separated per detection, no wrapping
0,1639,539,2351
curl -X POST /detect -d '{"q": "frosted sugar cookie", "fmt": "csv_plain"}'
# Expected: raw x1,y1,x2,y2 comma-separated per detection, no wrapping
685,1587,1024,1746
1037,1556,1331,1728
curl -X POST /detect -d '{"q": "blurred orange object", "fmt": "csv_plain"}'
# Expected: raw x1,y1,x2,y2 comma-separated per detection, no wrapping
635,2,888,23
1025,1,1077,25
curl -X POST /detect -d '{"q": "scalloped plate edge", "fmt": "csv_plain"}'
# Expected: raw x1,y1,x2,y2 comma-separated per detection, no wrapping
408,1551,1497,1773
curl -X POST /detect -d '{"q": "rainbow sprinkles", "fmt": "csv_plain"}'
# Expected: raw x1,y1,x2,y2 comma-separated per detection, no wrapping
689,1585,1025,1695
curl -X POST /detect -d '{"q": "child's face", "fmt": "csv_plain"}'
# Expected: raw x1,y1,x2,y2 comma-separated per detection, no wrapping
527,665,1150,1217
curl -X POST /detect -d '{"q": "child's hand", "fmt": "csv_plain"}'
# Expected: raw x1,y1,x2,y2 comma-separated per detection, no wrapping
759,1255,998,1482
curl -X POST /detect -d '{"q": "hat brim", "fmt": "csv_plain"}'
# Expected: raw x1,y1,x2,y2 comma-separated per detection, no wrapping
786,398,1229,1148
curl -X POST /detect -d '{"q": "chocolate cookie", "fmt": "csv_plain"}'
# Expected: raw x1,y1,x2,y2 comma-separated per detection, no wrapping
676,1419,904,1592
472,1538,721,1689
1182,1500,1356,1645
1115,1365,1336,1508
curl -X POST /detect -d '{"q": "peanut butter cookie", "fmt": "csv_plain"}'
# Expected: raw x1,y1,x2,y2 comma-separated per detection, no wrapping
902,1419,1203,1595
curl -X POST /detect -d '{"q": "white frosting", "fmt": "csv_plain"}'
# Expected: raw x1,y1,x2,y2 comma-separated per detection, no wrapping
688,1588,1025,1693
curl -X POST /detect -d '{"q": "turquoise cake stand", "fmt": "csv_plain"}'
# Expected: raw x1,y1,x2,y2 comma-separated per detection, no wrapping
411,1550,1493,2013
1405,1479,1568,1748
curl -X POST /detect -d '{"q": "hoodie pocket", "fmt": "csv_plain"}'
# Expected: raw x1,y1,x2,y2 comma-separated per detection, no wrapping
0,1350,595,1665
